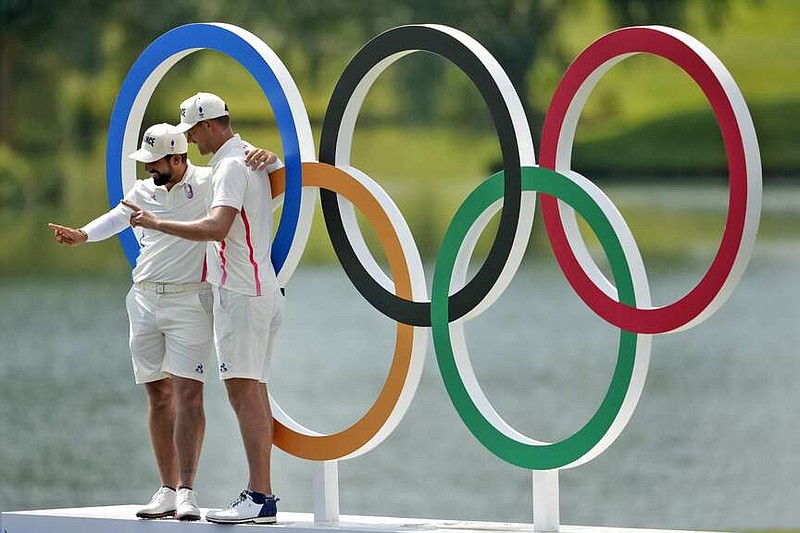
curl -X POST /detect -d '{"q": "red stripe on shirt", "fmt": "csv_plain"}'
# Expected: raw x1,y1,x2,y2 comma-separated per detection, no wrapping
240,207,262,296
219,240,228,286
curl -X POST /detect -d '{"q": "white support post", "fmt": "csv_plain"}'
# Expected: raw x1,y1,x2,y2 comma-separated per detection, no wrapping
532,470,559,532
313,460,340,523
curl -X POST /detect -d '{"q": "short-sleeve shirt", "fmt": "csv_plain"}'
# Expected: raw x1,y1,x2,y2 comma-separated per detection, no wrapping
126,163,213,283
206,134,278,296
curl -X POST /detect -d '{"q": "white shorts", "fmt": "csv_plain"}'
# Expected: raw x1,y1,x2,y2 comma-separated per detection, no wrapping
125,283,214,384
212,285,284,383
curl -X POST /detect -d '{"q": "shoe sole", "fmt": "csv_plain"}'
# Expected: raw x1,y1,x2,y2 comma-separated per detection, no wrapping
206,516,277,524
177,513,201,522
136,511,176,519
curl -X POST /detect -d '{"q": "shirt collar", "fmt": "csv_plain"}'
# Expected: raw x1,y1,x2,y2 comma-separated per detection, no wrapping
156,161,194,192
182,161,196,184
209,134,242,167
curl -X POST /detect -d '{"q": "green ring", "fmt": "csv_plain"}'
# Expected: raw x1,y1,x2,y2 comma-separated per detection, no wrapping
431,166,638,470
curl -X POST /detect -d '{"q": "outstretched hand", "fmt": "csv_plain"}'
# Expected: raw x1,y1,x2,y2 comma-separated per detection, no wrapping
48,223,87,247
122,200,159,229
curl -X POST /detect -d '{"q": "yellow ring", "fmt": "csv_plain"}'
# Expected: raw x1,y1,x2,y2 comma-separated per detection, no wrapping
269,162,415,460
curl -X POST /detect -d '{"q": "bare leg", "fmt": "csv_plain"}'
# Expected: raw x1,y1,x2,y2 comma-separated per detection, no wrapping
261,382,273,491
144,379,177,488
171,375,205,488
225,378,272,494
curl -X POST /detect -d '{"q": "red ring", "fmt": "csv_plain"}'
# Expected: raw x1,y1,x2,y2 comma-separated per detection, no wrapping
540,26,751,334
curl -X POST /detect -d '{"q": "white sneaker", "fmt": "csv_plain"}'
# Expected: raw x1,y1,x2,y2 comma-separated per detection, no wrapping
205,490,278,524
136,486,176,519
176,487,201,521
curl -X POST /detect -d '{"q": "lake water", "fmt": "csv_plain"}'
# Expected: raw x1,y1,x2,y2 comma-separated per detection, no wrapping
0,240,798,530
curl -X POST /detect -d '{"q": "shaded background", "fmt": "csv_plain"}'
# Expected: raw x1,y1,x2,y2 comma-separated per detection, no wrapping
2,0,798,273
1,0,798,530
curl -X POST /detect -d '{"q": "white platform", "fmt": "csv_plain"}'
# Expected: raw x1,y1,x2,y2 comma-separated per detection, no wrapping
0,507,720,533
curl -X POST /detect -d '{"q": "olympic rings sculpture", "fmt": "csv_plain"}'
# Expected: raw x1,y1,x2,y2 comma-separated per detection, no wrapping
107,23,761,470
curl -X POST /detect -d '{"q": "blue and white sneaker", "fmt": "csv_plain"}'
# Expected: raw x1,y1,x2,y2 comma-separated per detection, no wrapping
205,490,278,524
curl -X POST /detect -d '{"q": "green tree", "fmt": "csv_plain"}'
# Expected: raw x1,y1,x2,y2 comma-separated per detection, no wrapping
247,0,729,137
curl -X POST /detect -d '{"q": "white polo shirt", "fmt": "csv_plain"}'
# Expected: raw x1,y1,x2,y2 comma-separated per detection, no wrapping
206,134,279,297
83,162,213,283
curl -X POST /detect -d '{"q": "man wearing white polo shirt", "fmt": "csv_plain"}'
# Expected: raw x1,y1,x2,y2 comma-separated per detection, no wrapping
49,123,276,522
125,93,284,524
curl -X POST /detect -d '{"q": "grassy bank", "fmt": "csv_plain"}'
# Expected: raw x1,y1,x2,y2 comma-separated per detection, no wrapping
574,99,800,178
9,176,800,277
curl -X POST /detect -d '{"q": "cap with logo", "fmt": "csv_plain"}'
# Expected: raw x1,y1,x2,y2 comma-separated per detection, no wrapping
173,92,229,133
127,123,189,163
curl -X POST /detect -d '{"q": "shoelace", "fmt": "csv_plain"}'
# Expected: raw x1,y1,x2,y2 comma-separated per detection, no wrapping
151,488,170,504
229,491,249,508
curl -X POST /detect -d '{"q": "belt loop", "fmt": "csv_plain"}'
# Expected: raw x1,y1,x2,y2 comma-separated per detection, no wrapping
156,283,166,294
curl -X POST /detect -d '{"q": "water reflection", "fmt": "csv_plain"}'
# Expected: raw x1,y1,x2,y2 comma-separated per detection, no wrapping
0,249,797,529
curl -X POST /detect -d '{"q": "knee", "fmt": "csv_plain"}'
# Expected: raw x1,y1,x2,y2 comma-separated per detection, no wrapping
225,380,259,414
174,382,204,411
225,389,247,414
146,383,174,412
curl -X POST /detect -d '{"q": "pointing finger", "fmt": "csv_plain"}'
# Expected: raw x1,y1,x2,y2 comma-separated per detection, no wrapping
121,200,142,212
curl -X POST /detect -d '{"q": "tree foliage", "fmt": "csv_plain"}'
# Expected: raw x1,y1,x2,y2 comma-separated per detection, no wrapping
0,0,729,209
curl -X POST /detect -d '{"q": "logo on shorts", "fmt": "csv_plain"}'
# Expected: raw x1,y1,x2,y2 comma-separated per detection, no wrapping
195,364,204,374
220,363,229,373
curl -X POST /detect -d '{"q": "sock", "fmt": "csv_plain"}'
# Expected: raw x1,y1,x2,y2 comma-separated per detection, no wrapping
163,485,176,492
178,485,193,491
247,490,272,504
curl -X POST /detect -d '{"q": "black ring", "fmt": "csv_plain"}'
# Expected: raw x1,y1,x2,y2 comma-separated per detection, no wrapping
320,25,523,327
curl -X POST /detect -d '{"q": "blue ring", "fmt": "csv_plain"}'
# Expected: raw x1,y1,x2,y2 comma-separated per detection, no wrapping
106,23,302,273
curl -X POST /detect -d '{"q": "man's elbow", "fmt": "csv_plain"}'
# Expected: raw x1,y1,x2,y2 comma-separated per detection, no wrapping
209,227,228,242
203,221,228,242
205,209,235,242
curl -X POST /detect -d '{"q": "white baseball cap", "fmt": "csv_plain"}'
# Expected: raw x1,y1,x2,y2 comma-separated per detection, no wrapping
127,123,189,163
173,92,229,133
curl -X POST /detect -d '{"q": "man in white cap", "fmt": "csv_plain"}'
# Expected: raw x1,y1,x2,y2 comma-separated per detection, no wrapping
125,93,284,524
48,123,276,522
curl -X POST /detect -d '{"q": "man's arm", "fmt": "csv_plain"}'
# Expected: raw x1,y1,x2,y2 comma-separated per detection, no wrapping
123,200,237,242
48,201,132,247
48,223,88,247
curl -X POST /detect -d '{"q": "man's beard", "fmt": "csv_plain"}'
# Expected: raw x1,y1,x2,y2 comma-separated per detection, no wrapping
151,171,171,186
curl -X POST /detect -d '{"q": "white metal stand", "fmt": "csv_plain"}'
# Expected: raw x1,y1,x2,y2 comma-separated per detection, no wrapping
313,460,340,523
532,470,559,532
